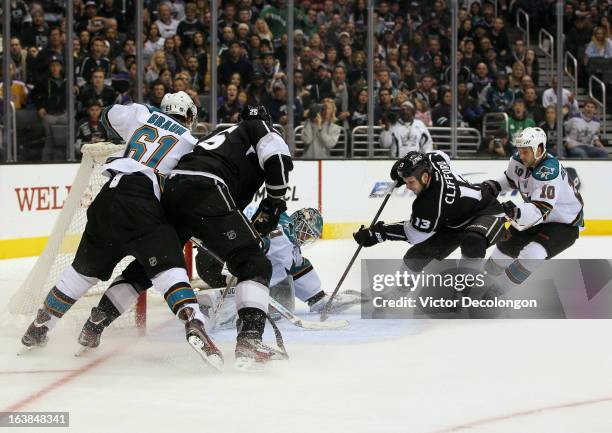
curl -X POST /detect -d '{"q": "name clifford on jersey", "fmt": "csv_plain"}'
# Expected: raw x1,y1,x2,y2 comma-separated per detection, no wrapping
372,296,538,310
438,161,457,204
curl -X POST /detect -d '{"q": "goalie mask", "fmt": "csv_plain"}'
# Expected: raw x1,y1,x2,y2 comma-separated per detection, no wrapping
161,91,198,130
290,208,323,247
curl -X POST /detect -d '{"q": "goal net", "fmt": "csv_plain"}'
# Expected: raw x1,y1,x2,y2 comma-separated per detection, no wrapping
7,143,146,330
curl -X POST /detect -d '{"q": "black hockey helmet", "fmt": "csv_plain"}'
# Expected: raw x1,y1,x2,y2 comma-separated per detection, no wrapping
396,151,431,179
240,105,272,125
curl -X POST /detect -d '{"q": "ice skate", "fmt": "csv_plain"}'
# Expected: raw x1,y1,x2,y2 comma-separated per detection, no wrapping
20,309,52,352
234,331,288,371
179,306,224,371
75,307,107,356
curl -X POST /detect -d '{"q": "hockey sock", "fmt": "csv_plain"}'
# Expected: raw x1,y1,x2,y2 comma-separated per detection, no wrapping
237,307,266,340
42,287,76,330
97,276,142,326
496,243,546,293
306,291,325,306
164,282,198,314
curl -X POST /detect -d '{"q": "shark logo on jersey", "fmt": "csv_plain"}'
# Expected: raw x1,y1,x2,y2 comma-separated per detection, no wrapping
536,165,555,180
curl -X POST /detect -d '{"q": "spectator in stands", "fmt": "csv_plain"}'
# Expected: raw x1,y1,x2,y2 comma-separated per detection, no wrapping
246,69,270,106
508,39,527,65
33,56,67,161
33,27,65,83
145,50,169,83
539,106,562,155
255,18,274,45
144,23,166,65
9,37,29,84
524,49,539,86
374,87,393,125
432,88,454,127
380,100,433,157
481,128,511,158
177,3,206,50
585,26,612,60
217,84,242,123
508,62,526,95
21,9,49,50
185,56,204,94
414,74,438,108
541,76,580,118
458,80,485,130
414,98,432,127
348,88,369,130
75,100,107,155
399,60,417,92
0,62,29,109
78,36,111,87
6,0,29,37
219,41,253,86
471,62,491,98
485,71,514,113
567,15,593,84
564,99,608,158
461,38,481,72
523,87,546,125
162,37,182,74
155,3,180,38
507,99,536,144
489,17,510,59
331,65,351,128
148,80,168,108
78,68,117,119
302,98,342,158
261,0,288,40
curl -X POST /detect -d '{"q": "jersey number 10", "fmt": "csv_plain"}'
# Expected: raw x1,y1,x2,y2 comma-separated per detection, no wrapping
126,126,179,168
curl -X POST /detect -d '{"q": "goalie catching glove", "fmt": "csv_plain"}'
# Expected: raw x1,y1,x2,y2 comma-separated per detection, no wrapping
252,197,287,236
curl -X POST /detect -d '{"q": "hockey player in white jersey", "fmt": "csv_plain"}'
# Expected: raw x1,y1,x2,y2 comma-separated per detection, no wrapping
197,208,361,329
379,101,434,157
21,92,223,370
480,126,584,296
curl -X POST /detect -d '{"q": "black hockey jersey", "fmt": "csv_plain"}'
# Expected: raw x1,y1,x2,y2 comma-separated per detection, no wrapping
175,120,293,209
408,151,500,236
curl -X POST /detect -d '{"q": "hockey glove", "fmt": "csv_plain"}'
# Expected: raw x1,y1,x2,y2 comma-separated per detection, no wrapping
252,197,287,236
390,160,405,187
353,222,388,247
480,180,501,198
501,201,521,221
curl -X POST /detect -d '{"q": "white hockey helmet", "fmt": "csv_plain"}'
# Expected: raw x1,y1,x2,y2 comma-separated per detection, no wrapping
161,91,198,130
513,126,547,160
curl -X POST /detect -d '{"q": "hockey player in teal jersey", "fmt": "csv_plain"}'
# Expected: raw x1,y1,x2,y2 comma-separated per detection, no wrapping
480,127,584,296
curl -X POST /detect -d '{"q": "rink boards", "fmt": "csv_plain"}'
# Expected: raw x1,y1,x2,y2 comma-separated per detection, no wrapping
1,159,611,258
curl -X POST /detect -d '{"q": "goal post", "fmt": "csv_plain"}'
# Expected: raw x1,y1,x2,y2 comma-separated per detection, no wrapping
7,143,146,330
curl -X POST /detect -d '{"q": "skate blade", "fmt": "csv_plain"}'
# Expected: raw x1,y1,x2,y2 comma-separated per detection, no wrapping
234,356,266,372
187,335,224,372
74,344,95,357
16,345,34,356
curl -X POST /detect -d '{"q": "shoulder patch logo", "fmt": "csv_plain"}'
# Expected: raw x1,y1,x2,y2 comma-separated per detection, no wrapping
537,165,555,180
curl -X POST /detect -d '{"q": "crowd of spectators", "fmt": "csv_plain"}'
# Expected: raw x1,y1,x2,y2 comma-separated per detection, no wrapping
0,0,610,161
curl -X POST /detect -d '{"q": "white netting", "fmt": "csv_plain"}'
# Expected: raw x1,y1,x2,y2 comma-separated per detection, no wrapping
7,143,143,329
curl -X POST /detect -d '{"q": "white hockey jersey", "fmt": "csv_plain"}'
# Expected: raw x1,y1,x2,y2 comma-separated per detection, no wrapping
379,118,434,157
101,103,197,199
265,213,322,303
564,114,602,148
495,153,584,228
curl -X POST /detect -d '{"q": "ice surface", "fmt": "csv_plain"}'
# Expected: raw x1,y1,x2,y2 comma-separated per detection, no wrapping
1,238,612,433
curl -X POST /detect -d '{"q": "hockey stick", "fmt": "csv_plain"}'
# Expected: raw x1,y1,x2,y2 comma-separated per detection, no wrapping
190,238,349,330
319,184,395,322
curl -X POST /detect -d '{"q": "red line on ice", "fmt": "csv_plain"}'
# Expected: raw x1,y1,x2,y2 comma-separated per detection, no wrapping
428,396,612,432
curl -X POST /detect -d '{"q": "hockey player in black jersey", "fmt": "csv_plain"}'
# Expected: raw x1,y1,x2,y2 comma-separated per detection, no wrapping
78,105,293,370
353,151,506,274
